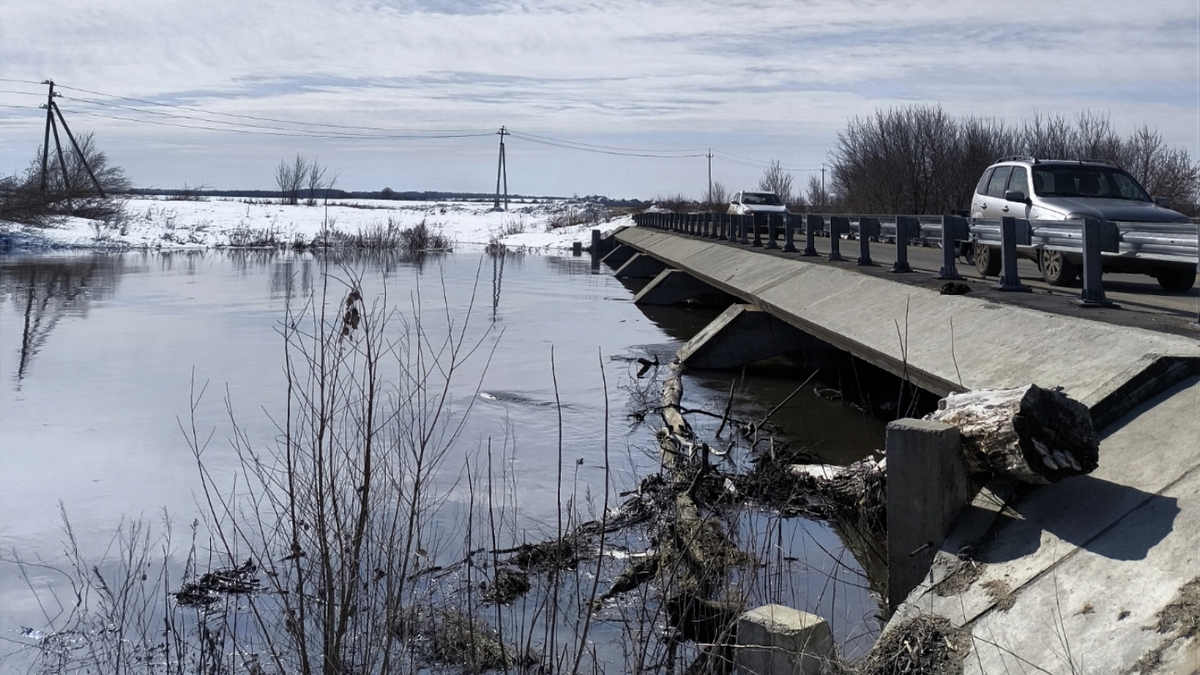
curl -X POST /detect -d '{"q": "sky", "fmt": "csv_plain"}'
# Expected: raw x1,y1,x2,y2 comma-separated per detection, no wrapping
0,0,1197,199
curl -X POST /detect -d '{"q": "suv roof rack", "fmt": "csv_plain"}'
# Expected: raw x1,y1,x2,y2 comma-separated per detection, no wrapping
994,155,1038,164
1079,158,1122,168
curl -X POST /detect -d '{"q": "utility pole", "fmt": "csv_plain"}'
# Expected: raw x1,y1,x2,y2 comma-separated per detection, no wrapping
40,80,56,192
39,79,106,197
493,126,508,211
706,149,713,204
820,165,826,209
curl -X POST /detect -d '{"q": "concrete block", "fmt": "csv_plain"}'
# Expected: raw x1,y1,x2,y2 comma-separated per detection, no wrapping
886,419,968,611
735,604,833,675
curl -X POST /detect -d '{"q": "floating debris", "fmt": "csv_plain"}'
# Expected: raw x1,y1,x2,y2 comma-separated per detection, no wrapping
174,559,260,607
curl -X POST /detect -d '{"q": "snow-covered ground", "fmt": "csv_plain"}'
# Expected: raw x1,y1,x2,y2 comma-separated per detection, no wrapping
0,196,634,253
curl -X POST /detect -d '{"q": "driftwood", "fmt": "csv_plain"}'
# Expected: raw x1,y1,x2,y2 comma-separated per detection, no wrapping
926,384,1098,484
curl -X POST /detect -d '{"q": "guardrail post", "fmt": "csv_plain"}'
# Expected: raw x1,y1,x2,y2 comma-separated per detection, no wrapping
803,215,822,256
766,214,779,249
996,216,1032,292
783,214,798,252
707,212,717,239
937,215,968,279
1077,217,1119,308
739,215,749,245
892,216,920,273
828,216,848,261
857,217,880,266
751,214,764,247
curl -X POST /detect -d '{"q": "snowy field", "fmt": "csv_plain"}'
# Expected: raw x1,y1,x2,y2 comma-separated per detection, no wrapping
0,196,634,252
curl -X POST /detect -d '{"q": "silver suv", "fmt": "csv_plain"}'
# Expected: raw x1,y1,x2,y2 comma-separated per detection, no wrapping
970,157,1195,291
727,191,787,216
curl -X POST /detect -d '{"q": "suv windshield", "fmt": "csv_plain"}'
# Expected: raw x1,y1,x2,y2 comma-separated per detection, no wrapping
742,193,782,205
1032,166,1150,202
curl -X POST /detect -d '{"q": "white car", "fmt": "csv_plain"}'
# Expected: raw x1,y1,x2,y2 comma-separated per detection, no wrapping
727,191,788,216
970,157,1195,291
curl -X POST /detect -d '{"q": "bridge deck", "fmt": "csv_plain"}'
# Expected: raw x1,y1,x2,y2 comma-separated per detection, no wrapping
615,227,1198,406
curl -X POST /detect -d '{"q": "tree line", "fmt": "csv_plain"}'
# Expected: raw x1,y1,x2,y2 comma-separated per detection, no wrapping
825,106,1199,216
708,107,1198,218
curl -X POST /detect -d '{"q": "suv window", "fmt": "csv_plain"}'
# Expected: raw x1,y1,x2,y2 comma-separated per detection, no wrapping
975,168,994,195
986,166,1013,198
743,193,782,205
1032,166,1150,201
1007,167,1029,197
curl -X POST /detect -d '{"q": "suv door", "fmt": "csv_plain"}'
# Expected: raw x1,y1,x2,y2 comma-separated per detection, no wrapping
1002,166,1032,218
976,165,1012,218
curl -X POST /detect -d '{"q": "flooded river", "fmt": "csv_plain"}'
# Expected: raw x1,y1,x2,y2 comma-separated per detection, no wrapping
0,249,886,667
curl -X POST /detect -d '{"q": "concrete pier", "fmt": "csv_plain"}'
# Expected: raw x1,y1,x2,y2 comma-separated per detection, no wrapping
632,268,728,306
613,252,668,279
677,304,807,369
885,419,968,612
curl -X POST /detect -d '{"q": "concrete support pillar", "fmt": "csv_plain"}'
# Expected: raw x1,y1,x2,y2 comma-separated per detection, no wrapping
678,304,806,369
614,252,668,279
633,269,729,306
601,243,636,268
735,605,833,675
886,419,969,611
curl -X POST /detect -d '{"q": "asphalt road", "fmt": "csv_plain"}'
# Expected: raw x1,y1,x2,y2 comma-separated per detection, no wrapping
680,231,1200,338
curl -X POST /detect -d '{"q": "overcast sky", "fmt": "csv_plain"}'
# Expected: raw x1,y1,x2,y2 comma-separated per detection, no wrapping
1,0,1196,198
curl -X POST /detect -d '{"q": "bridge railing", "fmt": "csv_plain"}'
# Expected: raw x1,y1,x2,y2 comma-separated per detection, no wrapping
629,210,1199,309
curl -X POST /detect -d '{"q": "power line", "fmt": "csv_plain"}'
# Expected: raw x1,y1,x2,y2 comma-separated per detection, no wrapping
61,97,494,140
8,80,830,179
69,109,493,140
511,129,708,155
508,130,707,159
55,83,491,136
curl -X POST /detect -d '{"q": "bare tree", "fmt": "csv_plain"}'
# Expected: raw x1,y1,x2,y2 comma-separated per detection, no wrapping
1,132,128,224
304,158,329,206
275,154,307,205
704,181,729,211
804,174,832,212
758,160,794,202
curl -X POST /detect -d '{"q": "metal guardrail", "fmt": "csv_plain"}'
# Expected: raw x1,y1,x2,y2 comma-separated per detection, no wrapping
629,210,1199,310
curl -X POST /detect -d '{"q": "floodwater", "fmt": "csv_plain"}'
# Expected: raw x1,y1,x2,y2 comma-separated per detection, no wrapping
0,249,887,665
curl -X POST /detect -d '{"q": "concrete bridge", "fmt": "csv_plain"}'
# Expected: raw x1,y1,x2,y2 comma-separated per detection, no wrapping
603,225,1200,674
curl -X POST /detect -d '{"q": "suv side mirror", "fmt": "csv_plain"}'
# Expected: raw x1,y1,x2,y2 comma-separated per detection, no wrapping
1154,196,1172,208
1004,189,1028,203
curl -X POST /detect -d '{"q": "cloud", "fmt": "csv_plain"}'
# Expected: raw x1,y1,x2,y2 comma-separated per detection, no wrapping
0,0,1195,195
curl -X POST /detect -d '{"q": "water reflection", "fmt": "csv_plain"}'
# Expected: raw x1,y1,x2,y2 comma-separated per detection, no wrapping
0,256,122,387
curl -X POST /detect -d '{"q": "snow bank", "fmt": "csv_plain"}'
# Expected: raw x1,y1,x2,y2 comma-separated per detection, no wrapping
0,196,635,253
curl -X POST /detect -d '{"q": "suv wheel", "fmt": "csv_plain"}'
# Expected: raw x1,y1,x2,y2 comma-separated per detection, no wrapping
1155,268,1197,293
1040,249,1079,286
974,243,1001,276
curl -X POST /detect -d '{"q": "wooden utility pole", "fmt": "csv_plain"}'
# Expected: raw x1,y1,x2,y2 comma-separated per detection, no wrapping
493,126,508,211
